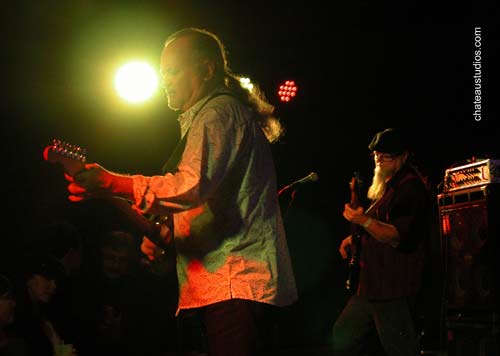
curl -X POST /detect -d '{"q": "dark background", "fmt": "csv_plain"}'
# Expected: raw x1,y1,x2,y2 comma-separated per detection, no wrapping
2,0,499,352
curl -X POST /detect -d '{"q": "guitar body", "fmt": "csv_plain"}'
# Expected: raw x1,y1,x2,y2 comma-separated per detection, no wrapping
142,213,176,277
43,139,176,277
346,172,363,292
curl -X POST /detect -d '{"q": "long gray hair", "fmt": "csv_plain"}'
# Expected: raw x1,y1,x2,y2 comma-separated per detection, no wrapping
165,27,284,143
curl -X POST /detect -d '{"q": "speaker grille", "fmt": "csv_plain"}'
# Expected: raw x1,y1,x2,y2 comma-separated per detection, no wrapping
438,185,498,311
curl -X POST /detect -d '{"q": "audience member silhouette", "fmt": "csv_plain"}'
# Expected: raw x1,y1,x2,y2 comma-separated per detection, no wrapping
35,221,84,278
0,273,28,355
9,253,76,356
28,221,86,347
70,229,177,356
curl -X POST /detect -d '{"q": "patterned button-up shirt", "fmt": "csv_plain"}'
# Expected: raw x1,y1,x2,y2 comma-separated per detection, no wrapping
131,88,298,312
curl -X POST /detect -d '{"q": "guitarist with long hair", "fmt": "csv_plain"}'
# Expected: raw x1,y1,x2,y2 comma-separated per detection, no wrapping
60,28,298,356
333,128,431,356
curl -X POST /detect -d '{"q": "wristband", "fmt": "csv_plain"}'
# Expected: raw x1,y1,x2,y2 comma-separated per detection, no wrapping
362,217,372,228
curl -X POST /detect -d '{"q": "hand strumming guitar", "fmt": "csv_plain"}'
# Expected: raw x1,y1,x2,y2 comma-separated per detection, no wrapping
339,235,353,260
140,236,161,261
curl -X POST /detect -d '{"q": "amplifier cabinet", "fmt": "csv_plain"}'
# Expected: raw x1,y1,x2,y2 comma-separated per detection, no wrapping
446,318,498,356
437,185,499,312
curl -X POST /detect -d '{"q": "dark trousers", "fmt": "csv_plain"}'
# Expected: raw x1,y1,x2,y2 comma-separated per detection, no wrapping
332,295,420,356
179,298,275,356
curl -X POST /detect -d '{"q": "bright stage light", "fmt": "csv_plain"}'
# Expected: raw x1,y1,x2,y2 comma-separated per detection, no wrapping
278,80,298,102
239,77,254,92
114,61,159,103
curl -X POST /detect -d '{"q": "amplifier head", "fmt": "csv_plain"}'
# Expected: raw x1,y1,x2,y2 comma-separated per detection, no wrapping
444,159,500,192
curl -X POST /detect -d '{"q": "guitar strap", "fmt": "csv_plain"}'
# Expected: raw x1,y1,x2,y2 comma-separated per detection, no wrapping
366,171,421,220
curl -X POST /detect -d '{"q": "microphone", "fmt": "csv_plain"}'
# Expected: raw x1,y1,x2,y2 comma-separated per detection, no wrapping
290,172,319,187
278,172,319,195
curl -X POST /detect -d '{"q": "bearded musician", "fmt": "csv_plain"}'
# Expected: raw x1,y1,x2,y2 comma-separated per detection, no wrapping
332,128,431,356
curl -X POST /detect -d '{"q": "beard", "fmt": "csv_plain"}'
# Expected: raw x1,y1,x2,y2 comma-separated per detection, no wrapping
367,165,393,201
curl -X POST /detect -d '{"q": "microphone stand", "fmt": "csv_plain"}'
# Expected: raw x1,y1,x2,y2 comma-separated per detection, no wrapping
278,172,318,218
278,183,298,219
278,183,295,197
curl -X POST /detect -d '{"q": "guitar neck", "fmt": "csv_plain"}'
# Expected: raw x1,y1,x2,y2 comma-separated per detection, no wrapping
44,139,172,251
106,197,152,234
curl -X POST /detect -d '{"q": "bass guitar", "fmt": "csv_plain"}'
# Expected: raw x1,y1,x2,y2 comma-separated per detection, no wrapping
43,139,175,276
345,172,363,292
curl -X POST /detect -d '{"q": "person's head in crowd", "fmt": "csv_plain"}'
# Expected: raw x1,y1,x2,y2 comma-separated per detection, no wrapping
36,221,83,276
100,230,138,280
21,254,66,305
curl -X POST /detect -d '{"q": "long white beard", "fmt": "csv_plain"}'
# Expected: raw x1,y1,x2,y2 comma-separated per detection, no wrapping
367,165,391,201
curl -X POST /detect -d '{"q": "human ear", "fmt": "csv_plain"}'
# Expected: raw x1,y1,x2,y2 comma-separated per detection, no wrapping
198,59,215,81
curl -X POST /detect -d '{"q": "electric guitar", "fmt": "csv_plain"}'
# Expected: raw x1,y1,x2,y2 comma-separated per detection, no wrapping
43,139,176,276
345,172,363,292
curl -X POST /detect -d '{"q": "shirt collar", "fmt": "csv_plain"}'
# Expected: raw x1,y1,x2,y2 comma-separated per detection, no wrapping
177,86,228,137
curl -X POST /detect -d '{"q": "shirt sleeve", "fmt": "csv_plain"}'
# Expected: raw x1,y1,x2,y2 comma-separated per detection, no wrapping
131,104,244,215
387,179,430,252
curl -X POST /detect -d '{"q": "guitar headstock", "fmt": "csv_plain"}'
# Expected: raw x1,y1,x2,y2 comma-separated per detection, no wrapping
349,171,363,208
349,172,361,190
43,139,87,176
